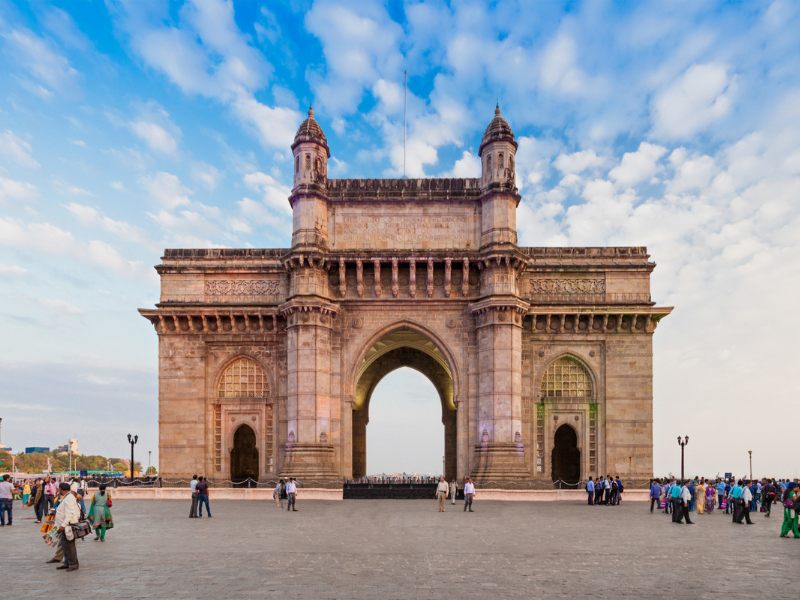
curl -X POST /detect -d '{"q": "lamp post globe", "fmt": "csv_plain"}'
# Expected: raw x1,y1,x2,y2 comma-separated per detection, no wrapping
127,433,138,481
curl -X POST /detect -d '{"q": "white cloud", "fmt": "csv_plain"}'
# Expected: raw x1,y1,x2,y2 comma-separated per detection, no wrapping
652,63,734,139
0,264,28,276
538,31,591,96
65,202,148,244
0,130,40,168
243,171,292,215
114,0,298,150
0,175,37,203
2,28,78,94
192,162,221,190
42,7,92,52
305,1,404,115
0,217,149,279
38,298,82,315
141,172,191,210
131,120,179,155
609,142,667,187
448,151,480,177
554,149,607,175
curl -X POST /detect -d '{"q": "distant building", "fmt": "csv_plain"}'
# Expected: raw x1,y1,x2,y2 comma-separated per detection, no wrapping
55,439,81,455
0,445,11,453
25,447,50,454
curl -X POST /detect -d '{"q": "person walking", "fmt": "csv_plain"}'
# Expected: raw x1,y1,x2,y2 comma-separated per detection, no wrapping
737,480,755,524
88,484,113,541
779,486,799,538
730,480,744,522
33,478,48,523
22,480,31,506
44,476,57,511
189,474,199,518
669,480,682,522
586,477,595,505
649,479,660,513
463,477,475,512
435,476,449,512
0,474,20,526
286,478,298,511
54,482,80,571
696,480,705,515
676,480,694,524
274,479,285,509
449,479,458,505
196,476,211,518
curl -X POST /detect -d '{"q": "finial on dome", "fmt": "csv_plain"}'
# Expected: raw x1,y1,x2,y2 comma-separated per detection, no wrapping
308,105,314,118
495,101,500,116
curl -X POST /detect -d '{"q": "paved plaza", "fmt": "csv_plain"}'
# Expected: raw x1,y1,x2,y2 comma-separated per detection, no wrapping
3,499,797,599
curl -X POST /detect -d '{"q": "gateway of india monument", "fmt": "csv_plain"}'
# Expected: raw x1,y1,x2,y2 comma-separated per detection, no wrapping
140,106,672,488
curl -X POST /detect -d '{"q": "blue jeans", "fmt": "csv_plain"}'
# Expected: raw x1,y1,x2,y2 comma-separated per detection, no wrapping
0,499,12,525
198,495,211,517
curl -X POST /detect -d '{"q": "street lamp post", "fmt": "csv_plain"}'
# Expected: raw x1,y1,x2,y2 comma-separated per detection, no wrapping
148,450,152,475
127,434,138,481
677,436,689,480
748,450,752,480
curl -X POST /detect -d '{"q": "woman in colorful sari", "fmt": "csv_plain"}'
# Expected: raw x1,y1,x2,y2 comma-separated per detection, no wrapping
696,481,705,515
88,484,113,541
705,482,715,512
779,487,800,539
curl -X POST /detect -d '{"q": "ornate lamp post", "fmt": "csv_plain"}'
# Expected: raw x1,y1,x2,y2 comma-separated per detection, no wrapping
677,435,689,480
748,450,752,480
127,434,138,481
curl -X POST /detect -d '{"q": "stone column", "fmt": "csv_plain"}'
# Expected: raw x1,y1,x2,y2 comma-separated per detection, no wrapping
470,288,530,484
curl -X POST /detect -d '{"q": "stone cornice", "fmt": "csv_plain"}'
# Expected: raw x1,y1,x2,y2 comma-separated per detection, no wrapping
138,308,282,335
470,296,531,315
526,306,673,334
326,177,481,202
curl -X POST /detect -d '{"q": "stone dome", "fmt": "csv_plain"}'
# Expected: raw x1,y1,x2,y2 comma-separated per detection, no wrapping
292,106,330,157
479,104,517,155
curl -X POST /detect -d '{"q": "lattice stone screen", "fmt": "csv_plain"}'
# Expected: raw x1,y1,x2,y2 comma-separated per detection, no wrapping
540,356,593,398
218,357,268,398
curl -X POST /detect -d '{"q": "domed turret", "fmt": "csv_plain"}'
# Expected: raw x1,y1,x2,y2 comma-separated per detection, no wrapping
292,106,330,188
479,104,517,189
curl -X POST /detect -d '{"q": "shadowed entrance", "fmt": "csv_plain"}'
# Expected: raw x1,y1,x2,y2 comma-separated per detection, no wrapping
352,328,456,480
230,424,258,483
551,424,580,484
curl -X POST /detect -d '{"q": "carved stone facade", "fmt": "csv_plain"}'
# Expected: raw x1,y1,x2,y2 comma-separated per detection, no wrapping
140,106,671,487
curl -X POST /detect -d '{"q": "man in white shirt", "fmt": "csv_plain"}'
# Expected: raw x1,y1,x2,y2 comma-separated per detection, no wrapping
54,482,81,571
189,474,199,518
286,478,298,511
449,479,457,505
435,476,449,512
737,480,755,525
463,477,476,512
0,474,20,526
677,481,694,525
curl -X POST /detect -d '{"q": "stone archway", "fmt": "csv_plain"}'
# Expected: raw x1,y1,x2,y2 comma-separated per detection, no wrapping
551,424,580,484
231,424,259,486
351,327,457,479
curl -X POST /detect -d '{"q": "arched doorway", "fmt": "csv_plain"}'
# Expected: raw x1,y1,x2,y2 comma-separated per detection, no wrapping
551,424,580,484
231,425,259,487
351,327,457,480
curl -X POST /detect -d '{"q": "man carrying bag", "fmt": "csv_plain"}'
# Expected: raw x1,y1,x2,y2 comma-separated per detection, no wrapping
54,482,81,571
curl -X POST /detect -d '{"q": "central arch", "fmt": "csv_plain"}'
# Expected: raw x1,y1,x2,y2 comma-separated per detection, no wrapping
350,324,457,480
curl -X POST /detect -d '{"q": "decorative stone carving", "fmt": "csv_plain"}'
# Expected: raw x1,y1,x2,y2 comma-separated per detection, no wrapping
530,278,605,295
206,280,281,296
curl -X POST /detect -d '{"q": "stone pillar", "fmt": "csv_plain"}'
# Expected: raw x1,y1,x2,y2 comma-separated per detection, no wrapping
470,302,529,484
352,407,367,479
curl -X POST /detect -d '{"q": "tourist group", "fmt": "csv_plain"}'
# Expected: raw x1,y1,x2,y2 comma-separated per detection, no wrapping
0,474,115,572
645,477,800,536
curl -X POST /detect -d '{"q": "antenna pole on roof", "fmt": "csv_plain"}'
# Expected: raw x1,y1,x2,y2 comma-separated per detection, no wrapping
403,68,407,179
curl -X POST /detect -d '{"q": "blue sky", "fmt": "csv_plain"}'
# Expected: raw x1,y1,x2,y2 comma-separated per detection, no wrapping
1,0,798,476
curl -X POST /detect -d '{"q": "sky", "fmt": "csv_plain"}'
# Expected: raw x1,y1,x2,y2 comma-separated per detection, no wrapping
0,0,798,477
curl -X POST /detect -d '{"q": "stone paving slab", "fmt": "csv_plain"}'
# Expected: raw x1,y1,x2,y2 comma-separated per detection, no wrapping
2,499,797,599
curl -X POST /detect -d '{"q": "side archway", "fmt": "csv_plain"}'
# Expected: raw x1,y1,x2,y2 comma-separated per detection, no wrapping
536,354,597,483
214,356,273,480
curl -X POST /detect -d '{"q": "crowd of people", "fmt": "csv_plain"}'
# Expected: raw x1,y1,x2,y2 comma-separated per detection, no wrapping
584,475,625,505
0,473,115,572
645,476,800,536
